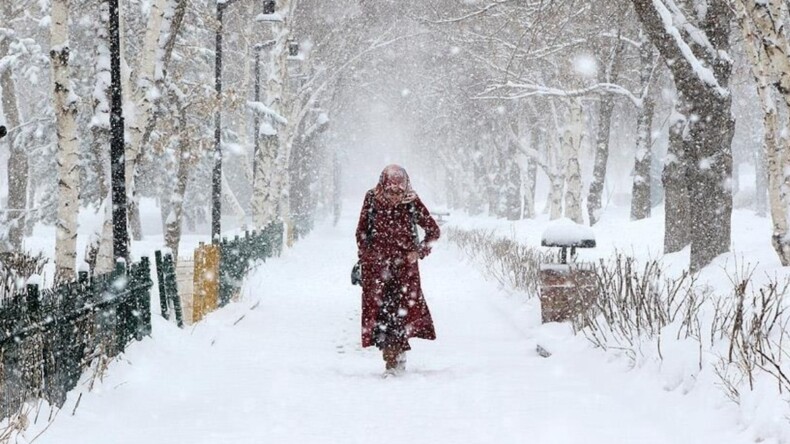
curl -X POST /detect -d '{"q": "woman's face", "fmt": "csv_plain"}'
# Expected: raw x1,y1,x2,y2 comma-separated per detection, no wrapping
383,183,405,204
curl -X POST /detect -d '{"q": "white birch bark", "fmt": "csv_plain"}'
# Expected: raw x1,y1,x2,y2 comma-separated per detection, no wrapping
546,133,565,221
546,101,565,220
95,197,114,274
253,0,293,231
0,33,26,251
51,0,80,283
563,100,584,224
735,0,790,264
91,0,114,274
124,0,167,240
524,132,537,219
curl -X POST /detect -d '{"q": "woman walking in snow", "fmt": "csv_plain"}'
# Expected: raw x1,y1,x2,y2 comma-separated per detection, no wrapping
355,164,440,375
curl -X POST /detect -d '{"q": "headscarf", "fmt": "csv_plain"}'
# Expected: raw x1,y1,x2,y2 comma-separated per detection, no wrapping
374,164,417,206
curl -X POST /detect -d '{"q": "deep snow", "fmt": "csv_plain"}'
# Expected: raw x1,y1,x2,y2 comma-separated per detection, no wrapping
15,203,766,444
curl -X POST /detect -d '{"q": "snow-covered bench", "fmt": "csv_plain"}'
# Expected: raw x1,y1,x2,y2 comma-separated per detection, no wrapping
540,218,596,264
430,211,450,225
539,219,597,323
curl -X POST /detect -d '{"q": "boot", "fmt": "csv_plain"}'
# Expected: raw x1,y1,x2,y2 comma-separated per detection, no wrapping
395,352,406,373
383,347,398,371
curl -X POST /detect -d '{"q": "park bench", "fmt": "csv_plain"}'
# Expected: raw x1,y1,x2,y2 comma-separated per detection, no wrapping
431,211,450,225
538,219,597,324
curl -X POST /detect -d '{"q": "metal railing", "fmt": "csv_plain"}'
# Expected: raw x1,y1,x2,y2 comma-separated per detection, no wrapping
0,258,153,418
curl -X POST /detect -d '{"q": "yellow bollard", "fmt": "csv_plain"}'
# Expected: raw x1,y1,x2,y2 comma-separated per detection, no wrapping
193,244,220,323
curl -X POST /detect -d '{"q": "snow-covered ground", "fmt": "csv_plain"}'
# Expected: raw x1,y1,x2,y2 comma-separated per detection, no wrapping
17,202,772,444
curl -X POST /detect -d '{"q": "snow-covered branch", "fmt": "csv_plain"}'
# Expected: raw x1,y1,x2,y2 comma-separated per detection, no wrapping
247,101,288,125
480,82,643,107
424,0,514,24
649,0,728,96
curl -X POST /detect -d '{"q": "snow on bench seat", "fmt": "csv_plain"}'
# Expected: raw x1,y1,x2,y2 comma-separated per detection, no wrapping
541,218,596,248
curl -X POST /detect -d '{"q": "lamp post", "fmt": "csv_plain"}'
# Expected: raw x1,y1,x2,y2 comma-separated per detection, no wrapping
214,0,272,242
211,0,275,242
109,0,129,262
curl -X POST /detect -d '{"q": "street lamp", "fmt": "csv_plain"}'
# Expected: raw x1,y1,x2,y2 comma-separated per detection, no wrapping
109,0,129,262
215,0,274,242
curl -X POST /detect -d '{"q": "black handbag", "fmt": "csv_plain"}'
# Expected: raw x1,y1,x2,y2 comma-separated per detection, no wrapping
351,261,362,286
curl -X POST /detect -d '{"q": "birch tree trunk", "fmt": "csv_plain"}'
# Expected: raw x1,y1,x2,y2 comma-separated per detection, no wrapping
755,145,768,217
0,36,27,251
522,127,538,219
563,100,584,224
734,2,772,221
51,0,81,283
587,41,623,226
165,137,190,263
525,158,537,219
735,0,790,264
630,39,656,221
587,93,615,225
253,0,292,230
275,0,300,246
503,139,522,221
546,135,565,221
91,0,114,274
95,198,114,274
125,0,167,240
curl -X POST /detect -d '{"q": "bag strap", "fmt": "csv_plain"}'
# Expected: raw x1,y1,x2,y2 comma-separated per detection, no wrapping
365,190,375,247
408,202,420,247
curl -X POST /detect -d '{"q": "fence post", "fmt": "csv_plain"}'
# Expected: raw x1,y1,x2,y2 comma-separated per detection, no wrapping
219,239,229,307
112,260,130,353
136,257,152,339
163,253,184,328
154,250,169,320
25,282,40,316
25,282,43,399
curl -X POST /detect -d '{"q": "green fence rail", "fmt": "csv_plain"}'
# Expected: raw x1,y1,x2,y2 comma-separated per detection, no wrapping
152,222,283,326
218,222,283,306
155,250,184,328
0,258,153,419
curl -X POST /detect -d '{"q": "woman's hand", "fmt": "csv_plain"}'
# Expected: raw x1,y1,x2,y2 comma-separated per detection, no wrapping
418,242,432,259
407,251,419,263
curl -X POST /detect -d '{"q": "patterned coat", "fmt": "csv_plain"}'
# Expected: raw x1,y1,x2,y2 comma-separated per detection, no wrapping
355,190,440,348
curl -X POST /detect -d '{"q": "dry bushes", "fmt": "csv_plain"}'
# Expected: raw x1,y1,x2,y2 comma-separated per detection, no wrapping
0,252,48,301
445,227,551,295
714,268,790,403
575,255,708,363
447,226,790,408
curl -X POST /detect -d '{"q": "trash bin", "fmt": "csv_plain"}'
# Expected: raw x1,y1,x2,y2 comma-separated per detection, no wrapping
539,219,596,323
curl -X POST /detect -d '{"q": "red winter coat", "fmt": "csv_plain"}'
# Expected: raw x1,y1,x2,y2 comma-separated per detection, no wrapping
355,190,441,348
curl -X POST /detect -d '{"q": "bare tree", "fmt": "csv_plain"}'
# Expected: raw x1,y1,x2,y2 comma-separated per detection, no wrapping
630,0,734,271
630,36,658,221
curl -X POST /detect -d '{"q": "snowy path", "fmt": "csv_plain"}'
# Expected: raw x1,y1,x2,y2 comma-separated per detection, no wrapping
30,216,749,444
